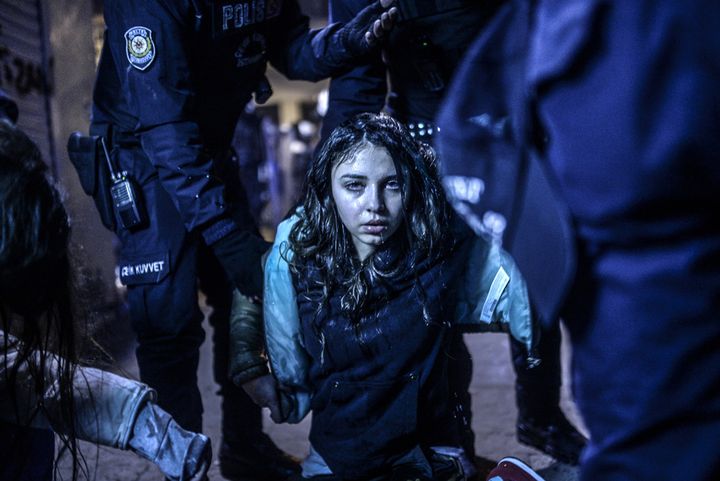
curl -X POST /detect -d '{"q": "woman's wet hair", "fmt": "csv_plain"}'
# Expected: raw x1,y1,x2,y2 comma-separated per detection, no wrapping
0,120,84,480
288,113,451,329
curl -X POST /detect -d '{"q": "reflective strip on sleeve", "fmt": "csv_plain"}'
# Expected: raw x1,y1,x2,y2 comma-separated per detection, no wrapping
480,266,510,322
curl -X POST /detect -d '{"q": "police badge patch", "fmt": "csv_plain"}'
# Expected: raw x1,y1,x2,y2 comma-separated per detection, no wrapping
125,26,156,71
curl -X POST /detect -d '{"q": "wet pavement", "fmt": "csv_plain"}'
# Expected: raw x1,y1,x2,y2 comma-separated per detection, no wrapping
58,302,584,481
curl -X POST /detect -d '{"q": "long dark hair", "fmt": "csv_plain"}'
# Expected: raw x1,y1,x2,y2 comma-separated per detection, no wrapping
288,113,451,321
0,121,83,480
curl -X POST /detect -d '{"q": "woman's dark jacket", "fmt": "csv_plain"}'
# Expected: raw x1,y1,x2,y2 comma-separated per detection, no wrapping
232,213,532,478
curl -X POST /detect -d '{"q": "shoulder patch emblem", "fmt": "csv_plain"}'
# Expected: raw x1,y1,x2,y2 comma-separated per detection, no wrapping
125,26,156,71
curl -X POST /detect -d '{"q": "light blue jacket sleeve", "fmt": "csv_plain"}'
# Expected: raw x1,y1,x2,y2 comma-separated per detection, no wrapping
453,235,535,355
263,214,312,423
0,330,154,449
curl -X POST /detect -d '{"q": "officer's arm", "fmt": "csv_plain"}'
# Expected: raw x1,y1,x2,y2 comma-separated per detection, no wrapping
105,1,227,231
105,0,267,297
319,0,388,143
267,0,397,82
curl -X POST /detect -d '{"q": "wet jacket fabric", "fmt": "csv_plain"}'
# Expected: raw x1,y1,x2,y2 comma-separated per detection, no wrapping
436,1,720,480
255,213,531,478
321,0,502,139
0,330,154,448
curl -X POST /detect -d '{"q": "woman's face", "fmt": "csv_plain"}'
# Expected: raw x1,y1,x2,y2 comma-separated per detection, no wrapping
331,143,404,261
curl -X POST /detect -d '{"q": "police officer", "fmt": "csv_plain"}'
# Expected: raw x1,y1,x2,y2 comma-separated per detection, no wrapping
89,1,397,480
319,0,587,469
436,1,720,480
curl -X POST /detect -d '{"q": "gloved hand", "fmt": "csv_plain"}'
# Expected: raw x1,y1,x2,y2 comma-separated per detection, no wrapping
340,0,399,56
229,289,271,384
128,402,212,481
242,373,283,423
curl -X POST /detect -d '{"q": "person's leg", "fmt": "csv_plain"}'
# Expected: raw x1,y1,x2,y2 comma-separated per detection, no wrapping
117,146,205,432
510,323,586,465
446,329,476,461
197,240,300,481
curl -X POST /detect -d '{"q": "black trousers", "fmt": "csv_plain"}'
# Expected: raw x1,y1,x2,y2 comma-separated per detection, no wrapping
116,145,261,444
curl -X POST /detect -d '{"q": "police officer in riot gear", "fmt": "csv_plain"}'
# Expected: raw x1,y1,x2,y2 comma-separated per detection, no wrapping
319,0,587,468
86,1,397,480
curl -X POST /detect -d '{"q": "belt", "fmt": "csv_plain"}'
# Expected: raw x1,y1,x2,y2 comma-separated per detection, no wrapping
112,130,141,148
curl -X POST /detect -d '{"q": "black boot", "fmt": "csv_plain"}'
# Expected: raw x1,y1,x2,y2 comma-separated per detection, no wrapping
219,433,301,481
516,407,587,466
511,323,587,465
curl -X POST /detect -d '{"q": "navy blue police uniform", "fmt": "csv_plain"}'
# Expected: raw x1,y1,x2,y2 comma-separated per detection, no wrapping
437,0,720,479
91,1,391,479
319,0,586,467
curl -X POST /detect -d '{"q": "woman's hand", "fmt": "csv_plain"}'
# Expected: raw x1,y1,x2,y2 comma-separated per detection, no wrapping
242,374,283,423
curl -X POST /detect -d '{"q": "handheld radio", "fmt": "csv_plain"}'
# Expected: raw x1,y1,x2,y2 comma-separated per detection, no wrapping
100,137,147,230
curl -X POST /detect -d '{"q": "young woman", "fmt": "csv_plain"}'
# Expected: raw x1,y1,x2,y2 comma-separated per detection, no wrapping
242,113,541,481
0,121,210,481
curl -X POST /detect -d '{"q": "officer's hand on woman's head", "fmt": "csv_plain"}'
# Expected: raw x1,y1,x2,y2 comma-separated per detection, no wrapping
342,0,398,55
366,0,399,47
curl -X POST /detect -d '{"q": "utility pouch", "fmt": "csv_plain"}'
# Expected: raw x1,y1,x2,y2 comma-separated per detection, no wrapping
67,132,116,230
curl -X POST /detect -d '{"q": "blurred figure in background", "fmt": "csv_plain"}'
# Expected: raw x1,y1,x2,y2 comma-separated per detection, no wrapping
231,104,270,226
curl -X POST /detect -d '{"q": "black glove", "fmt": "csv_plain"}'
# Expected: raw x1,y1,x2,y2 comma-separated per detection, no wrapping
339,0,398,56
211,229,271,298
128,403,211,481
229,289,270,385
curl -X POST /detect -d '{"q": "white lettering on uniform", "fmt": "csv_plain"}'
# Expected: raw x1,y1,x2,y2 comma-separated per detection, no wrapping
222,1,265,31
128,260,166,275
223,6,234,30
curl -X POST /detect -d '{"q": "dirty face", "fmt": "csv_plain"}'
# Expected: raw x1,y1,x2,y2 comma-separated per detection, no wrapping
331,143,404,262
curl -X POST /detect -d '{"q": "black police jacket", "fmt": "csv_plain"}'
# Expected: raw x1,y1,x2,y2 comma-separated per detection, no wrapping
91,0,368,236
321,0,503,140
